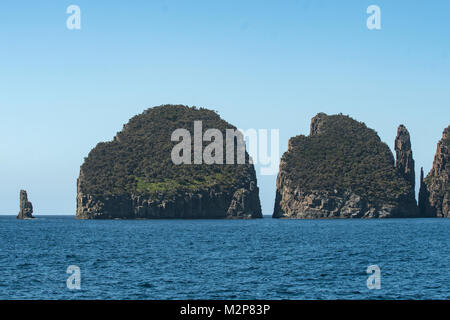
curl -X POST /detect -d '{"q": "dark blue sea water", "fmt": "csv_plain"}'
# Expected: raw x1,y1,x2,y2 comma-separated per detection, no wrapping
0,216,449,300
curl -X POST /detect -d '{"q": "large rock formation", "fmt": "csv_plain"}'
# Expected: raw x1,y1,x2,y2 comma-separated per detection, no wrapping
17,190,34,219
76,105,262,219
273,113,418,218
419,126,449,217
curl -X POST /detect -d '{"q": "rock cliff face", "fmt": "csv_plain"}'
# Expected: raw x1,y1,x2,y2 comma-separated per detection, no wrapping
419,126,449,217
76,105,262,219
17,190,33,219
273,113,418,218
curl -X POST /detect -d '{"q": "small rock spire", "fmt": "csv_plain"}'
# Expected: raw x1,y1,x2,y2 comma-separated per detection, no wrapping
17,190,34,219
310,113,327,136
418,167,430,216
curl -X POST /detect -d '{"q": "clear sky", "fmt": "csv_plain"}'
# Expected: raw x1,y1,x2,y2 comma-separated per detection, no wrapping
1,0,449,215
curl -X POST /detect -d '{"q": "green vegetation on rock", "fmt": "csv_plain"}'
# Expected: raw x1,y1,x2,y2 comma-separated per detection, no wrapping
134,171,236,195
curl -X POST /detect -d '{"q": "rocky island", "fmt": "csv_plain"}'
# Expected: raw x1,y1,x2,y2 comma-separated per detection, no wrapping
17,190,34,219
419,126,449,217
273,113,419,218
76,105,262,219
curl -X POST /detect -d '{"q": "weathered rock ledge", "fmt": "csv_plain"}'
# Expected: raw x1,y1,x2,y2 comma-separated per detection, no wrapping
76,171,262,219
273,178,417,219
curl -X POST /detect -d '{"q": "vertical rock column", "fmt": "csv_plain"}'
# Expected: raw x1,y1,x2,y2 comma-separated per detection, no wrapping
395,125,415,191
394,125,419,216
17,190,34,219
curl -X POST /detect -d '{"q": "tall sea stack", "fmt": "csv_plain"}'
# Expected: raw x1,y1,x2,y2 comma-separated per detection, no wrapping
17,190,34,219
76,105,262,219
273,113,418,218
395,125,415,191
419,126,449,217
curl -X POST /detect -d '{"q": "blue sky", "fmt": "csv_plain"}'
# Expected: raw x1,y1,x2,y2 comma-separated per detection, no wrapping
1,0,449,214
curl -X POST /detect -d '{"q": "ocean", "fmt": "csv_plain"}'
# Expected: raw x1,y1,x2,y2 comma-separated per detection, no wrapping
0,215,449,300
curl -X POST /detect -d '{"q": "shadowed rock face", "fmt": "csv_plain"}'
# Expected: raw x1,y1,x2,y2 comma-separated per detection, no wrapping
418,167,432,217
419,126,450,217
76,105,262,219
273,113,418,219
17,190,33,219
